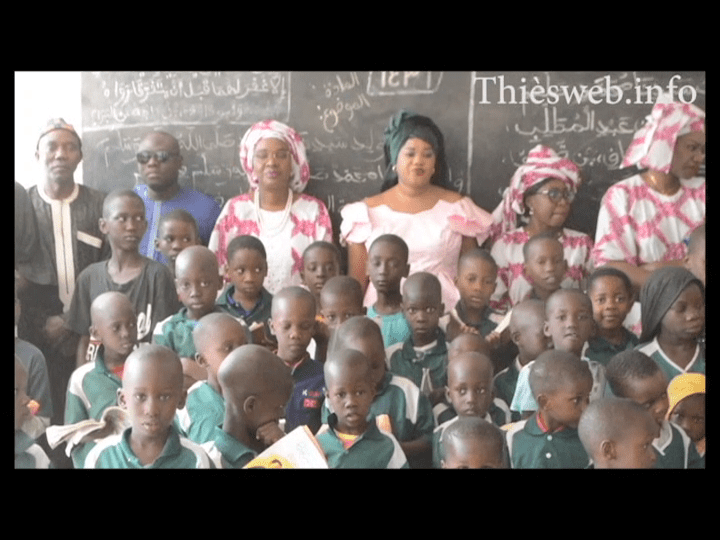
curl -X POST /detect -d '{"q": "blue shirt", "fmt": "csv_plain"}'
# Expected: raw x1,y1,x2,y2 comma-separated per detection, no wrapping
133,184,221,263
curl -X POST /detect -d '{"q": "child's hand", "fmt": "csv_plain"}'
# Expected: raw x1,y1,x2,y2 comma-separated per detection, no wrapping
485,330,501,348
256,421,285,447
314,318,331,343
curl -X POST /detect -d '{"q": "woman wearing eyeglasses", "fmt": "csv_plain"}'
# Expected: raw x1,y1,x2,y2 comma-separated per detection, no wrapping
487,145,593,312
592,99,705,292
208,120,332,294
133,131,222,263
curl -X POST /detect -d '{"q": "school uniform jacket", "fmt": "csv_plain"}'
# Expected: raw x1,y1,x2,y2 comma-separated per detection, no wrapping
176,380,225,444
505,413,590,469
316,414,409,469
654,419,704,469
386,330,449,395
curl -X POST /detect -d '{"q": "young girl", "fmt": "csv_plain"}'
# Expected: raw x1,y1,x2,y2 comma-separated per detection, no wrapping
636,267,705,383
585,267,638,366
667,373,705,463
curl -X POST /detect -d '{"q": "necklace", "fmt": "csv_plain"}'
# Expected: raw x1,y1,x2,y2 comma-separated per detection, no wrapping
254,187,293,236
644,171,680,196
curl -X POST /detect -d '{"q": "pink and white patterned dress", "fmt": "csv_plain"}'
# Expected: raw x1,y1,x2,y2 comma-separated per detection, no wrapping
340,197,493,311
591,174,705,268
208,192,333,294
489,227,594,312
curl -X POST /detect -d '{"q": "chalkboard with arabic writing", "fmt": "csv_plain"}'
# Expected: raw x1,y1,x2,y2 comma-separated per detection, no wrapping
80,71,705,241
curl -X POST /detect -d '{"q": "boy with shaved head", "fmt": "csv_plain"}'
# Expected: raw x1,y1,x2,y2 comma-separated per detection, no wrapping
578,397,659,469
202,344,294,468
84,344,212,468
316,349,408,468
65,291,137,467
505,349,593,468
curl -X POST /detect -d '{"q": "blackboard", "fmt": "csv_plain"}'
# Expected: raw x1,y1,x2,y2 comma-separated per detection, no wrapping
80,71,705,242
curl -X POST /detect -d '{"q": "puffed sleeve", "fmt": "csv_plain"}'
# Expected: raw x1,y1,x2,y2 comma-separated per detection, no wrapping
446,197,494,246
339,201,373,246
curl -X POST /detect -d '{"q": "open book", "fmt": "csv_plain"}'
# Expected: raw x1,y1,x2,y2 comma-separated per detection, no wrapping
45,406,131,457
244,425,329,469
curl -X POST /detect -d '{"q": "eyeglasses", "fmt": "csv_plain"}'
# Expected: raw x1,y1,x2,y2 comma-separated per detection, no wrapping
136,151,179,164
536,188,575,203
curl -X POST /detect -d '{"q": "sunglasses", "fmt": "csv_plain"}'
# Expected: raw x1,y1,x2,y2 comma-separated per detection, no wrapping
136,151,179,164
536,188,575,203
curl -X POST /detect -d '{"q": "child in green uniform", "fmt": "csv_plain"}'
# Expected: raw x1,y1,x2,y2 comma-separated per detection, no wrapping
605,350,703,469
585,267,638,366
176,313,248,444
316,349,408,468
365,234,411,348
636,267,705,383
505,349,593,469
202,344,293,469
494,299,549,420
440,416,507,469
326,315,434,468
84,344,212,468
152,245,227,391
386,272,447,406
667,373,705,464
577,396,659,469
432,351,510,467
65,291,137,467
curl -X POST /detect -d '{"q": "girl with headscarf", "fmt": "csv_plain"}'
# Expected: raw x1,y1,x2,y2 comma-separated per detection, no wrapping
487,145,593,312
592,97,706,291
340,110,493,312
208,120,332,294
636,266,705,384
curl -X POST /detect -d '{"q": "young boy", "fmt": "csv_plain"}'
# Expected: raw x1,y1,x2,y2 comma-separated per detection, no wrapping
365,234,412,348
154,209,200,278
577,396,659,469
605,350,703,469
493,299,549,419
176,312,248,444
269,286,325,435
300,240,341,305
510,288,604,417
505,349,593,468
386,272,448,406
440,416,508,469
15,358,51,469
65,291,137,467
83,344,212,468
66,189,180,366
313,275,366,364
201,344,294,468
522,232,568,302
316,349,408,468
445,248,505,342
326,315,434,468
432,351,511,467
216,235,274,344
153,245,241,390
585,267,638,366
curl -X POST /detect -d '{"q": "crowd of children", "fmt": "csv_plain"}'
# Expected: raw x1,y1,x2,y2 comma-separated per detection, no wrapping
15,119,706,470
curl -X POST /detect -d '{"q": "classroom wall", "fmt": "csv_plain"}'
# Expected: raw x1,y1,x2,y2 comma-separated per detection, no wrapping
15,71,83,189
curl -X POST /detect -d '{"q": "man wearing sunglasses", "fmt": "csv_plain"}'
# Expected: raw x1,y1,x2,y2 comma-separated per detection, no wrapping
132,131,221,263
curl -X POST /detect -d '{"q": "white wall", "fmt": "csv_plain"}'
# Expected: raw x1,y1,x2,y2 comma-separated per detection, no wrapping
15,71,83,188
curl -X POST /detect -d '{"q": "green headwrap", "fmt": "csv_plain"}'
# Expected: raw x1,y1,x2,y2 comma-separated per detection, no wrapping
381,109,448,191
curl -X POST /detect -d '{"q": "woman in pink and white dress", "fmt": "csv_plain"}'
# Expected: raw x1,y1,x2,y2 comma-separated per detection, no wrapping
592,98,706,292
208,120,332,294
487,145,594,313
341,110,494,312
